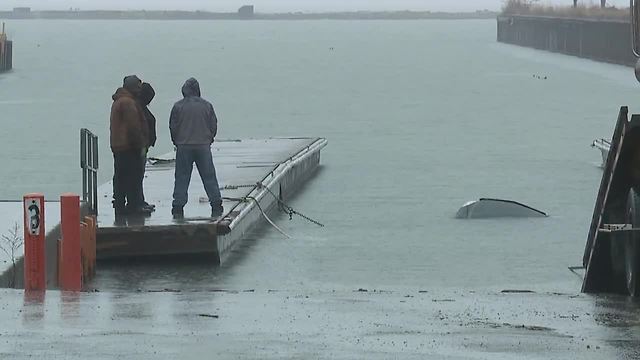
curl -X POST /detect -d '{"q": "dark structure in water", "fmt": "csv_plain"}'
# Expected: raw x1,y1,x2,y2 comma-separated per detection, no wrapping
237,5,255,19
497,15,635,66
0,23,12,72
583,107,640,296
581,1,640,297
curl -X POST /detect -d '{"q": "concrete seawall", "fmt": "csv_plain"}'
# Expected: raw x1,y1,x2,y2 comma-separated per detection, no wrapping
497,15,635,66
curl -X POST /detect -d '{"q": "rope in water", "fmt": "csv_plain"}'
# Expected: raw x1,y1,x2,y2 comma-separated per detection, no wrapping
222,196,292,239
261,186,325,228
223,182,324,228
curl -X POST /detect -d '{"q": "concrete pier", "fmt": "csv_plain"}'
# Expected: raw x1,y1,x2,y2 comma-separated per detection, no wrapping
497,15,635,66
97,137,327,262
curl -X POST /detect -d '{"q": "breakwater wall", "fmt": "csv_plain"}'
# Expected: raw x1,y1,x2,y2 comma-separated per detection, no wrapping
0,39,11,72
497,15,635,66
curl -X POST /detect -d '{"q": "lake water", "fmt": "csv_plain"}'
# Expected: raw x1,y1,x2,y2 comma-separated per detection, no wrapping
1,19,639,294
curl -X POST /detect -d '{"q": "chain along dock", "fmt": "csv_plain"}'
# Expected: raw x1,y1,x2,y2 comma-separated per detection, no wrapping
96,137,327,262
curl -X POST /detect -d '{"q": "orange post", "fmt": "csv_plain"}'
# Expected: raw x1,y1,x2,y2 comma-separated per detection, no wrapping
23,193,45,291
60,194,81,291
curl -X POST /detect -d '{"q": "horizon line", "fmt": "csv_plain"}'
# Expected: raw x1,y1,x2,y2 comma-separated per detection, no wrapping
0,8,499,14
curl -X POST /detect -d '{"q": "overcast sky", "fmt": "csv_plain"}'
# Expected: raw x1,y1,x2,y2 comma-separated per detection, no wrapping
0,1,630,12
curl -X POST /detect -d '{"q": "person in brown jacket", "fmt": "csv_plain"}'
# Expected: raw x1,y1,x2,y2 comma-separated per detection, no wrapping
110,75,151,216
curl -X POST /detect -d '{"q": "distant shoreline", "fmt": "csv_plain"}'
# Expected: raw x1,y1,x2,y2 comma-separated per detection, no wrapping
501,1,628,21
0,9,498,21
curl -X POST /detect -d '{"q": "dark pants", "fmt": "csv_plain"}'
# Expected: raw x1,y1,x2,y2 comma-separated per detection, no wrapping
172,145,221,208
138,152,147,204
113,149,143,210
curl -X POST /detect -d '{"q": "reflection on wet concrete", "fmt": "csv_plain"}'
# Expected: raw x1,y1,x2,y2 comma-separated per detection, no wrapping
22,291,45,324
91,256,225,292
59,291,81,321
0,288,639,359
87,220,278,292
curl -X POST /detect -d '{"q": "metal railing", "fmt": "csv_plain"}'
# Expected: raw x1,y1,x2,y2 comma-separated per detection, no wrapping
80,128,99,215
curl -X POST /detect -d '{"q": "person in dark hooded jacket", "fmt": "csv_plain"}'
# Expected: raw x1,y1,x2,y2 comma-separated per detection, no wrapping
139,83,157,149
136,82,157,212
110,75,151,216
169,77,223,219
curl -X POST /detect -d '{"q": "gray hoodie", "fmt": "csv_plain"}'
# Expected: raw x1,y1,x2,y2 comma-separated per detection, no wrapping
169,78,218,145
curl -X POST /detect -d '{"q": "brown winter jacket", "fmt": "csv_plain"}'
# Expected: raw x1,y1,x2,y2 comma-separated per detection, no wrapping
110,88,149,152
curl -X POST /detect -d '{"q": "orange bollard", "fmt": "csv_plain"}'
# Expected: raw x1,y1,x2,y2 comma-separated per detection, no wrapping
60,194,81,291
23,193,46,291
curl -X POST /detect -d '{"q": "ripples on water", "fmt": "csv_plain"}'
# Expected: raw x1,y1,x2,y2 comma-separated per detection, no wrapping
0,20,638,293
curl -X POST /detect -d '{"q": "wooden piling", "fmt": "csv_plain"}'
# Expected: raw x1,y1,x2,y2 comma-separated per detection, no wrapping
0,22,12,72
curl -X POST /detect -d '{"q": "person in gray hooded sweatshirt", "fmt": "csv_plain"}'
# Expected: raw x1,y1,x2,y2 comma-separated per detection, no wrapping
169,78,223,219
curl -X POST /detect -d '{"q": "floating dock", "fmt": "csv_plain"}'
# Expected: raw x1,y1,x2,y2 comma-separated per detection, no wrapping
0,23,12,73
0,137,326,289
97,137,327,262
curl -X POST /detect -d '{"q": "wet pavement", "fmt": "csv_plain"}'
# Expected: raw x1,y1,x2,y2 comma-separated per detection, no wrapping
0,288,639,359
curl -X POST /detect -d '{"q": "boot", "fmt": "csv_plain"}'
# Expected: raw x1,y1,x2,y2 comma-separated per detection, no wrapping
127,204,153,216
211,202,224,218
144,201,156,209
114,206,128,219
142,202,156,212
113,200,127,216
172,206,184,220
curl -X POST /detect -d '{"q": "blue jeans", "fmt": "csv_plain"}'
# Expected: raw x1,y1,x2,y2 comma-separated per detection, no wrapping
172,145,222,208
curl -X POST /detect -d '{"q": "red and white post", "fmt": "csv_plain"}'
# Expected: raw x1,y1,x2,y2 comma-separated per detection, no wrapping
60,193,82,291
23,193,45,291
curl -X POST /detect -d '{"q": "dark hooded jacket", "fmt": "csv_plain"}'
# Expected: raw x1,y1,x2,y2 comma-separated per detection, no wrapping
110,87,147,152
169,78,218,146
139,83,157,147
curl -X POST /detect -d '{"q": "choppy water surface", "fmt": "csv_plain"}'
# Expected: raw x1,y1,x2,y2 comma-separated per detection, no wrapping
1,19,639,294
